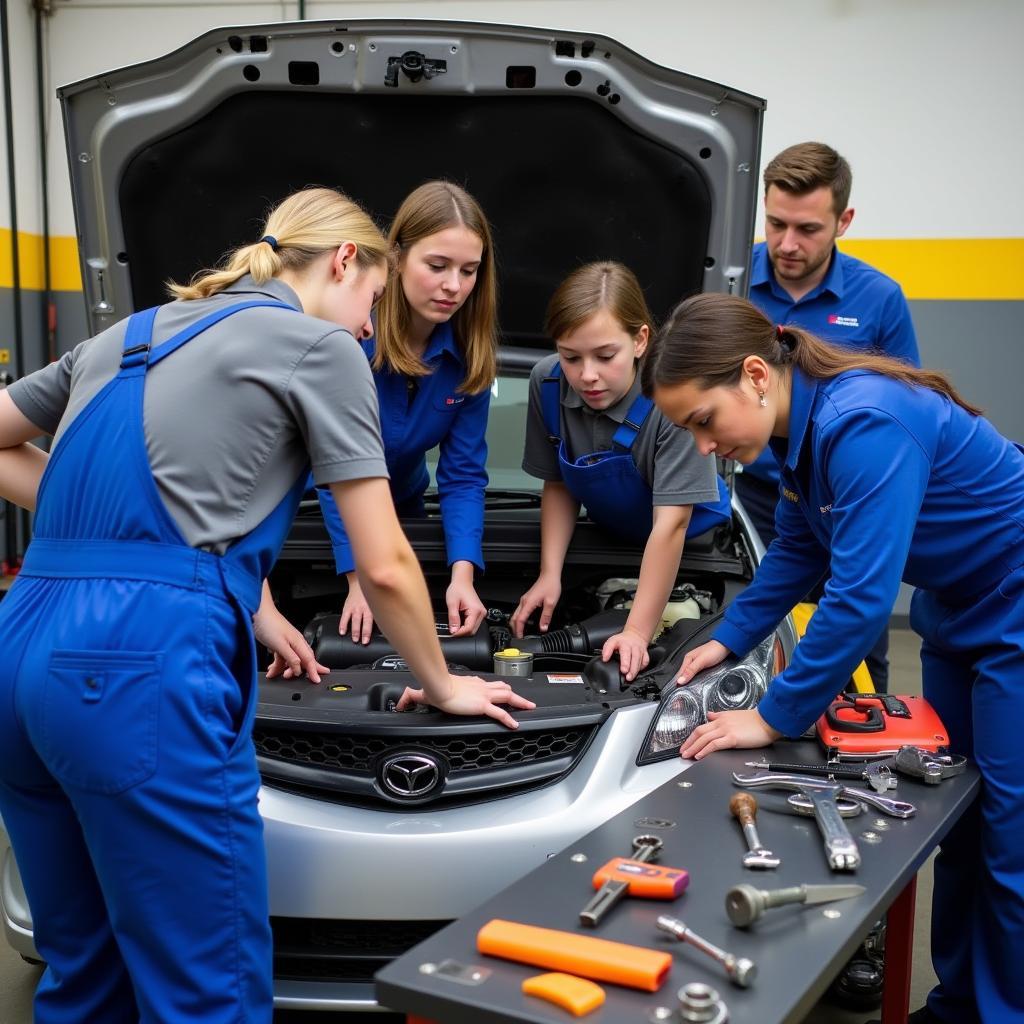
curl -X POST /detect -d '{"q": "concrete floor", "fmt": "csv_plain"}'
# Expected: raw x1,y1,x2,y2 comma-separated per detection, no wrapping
1,630,935,1022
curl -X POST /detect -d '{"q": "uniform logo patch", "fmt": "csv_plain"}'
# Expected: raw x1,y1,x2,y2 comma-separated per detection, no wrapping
819,503,833,515
782,487,800,504
445,395,465,406
827,314,860,327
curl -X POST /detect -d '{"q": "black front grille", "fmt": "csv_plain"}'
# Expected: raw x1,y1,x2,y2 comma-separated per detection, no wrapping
271,916,450,982
255,726,587,772
254,722,598,807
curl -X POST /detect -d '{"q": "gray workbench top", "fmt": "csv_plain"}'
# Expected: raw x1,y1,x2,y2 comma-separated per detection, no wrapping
376,742,978,1024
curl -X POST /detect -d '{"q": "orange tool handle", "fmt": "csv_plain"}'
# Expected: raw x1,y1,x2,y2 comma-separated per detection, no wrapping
522,972,606,1016
477,918,671,992
591,858,690,899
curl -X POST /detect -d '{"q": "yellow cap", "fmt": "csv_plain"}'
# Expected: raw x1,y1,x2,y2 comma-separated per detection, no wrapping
496,648,522,658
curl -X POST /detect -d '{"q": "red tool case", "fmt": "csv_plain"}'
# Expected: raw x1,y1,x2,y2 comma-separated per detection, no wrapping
816,693,950,756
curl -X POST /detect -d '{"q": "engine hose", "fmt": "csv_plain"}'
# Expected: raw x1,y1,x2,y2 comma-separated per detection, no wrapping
307,608,632,671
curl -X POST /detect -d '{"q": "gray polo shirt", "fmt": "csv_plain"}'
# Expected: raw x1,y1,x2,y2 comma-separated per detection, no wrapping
522,353,718,506
9,276,387,553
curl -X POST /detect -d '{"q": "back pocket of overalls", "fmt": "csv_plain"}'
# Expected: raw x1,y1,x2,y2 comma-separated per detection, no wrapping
42,650,163,794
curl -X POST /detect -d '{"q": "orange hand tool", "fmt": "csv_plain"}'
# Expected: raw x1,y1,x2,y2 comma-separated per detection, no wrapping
477,919,672,992
590,857,690,899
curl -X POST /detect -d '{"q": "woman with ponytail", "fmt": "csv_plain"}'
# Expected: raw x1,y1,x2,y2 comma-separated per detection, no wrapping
643,291,1024,1024
0,187,531,1023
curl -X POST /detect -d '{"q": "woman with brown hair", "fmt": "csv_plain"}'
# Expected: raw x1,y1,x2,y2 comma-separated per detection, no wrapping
318,180,498,643
510,262,730,680
644,291,1024,1024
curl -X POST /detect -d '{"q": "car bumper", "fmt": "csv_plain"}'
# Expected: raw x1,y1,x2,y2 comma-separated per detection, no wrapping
1,704,688,1010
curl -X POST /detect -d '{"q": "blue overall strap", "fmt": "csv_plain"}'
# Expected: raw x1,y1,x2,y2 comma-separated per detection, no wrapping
147,300,294,368
540,363,563,445
119,307,161,369
611,392,653,452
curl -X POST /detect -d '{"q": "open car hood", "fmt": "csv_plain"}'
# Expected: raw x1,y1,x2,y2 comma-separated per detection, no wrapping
59,19,764,346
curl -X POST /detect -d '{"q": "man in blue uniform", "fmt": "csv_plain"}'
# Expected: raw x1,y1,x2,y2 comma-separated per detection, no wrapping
738,141,920,692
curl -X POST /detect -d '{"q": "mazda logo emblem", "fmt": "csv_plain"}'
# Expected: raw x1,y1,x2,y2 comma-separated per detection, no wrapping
380,753,442,798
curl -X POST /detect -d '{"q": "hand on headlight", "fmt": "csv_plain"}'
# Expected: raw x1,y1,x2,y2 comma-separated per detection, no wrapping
678,708,782,760
395,674,537,729
675,639,729,685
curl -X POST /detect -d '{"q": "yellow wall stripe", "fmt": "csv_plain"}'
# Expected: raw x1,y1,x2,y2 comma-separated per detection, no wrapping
837,238,1024,301
1,230,1022,301
0,230,83,292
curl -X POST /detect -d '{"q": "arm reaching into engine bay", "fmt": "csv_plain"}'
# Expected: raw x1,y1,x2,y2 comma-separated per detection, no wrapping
330,477,536,727
602,503,692,681
511,479,579,637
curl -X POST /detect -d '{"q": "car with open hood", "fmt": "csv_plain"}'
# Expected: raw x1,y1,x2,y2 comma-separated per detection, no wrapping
0,18,795,1012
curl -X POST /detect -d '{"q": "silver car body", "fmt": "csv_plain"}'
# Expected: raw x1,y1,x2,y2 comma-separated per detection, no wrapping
0,20,791,1013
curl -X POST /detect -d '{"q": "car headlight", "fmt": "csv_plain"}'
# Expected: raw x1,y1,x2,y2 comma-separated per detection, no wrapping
637,635,775,764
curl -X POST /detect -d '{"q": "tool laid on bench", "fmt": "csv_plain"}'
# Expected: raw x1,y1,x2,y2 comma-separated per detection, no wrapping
744,757,897,793
477,919,672,992
729,792,780,869
732,772,916,871
732,772,917,819
655,915,756,988
725,882,866,927
746,744,966,791
579,834,668,926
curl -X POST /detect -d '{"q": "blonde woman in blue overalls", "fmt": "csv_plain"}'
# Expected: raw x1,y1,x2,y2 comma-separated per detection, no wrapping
0,188,531,1023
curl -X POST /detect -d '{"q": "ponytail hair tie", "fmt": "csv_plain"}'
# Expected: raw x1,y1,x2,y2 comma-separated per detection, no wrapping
776,324,796,355
260,235,279,251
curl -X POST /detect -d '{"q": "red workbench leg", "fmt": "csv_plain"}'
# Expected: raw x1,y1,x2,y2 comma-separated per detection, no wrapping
881,874,918,1024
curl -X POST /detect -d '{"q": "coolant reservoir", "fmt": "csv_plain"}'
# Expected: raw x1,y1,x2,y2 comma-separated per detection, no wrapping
660,586,702,631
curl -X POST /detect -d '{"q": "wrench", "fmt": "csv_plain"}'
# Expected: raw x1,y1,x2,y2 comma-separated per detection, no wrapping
579,834,663,926
732,772,916,818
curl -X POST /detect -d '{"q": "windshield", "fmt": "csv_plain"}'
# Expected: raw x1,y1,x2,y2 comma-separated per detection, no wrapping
426,375,535,492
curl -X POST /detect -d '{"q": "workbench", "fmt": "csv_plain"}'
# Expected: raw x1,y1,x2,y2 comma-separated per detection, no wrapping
376,742,979,1024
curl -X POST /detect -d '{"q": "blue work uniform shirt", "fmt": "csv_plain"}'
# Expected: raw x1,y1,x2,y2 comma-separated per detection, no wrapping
319,320,490,574
715,368,1024,737
745,242,920,489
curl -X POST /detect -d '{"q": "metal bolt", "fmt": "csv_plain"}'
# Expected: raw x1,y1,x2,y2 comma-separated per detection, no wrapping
419,962,437,974
648,1008,674,1023
678,981,727,1023
872,819,891,831
450,45,458,53
861,831,883,844
737,162,750,173
823,909,842,920
570,852,588,863
78,153,92,163
678,780,693,788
